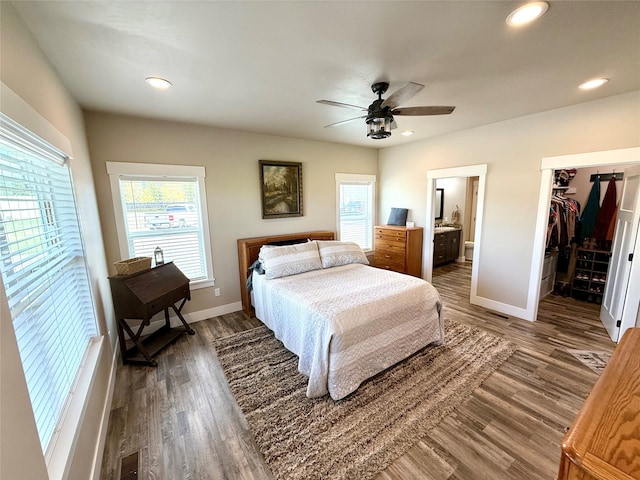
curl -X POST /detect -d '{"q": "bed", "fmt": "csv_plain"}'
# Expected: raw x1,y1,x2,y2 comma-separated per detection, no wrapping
237,231,444,400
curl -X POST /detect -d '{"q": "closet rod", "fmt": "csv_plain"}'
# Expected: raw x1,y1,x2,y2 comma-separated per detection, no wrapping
590,172,624,182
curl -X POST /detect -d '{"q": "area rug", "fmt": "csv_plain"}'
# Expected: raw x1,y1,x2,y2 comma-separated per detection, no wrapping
567,349,612,374
214,320,516,480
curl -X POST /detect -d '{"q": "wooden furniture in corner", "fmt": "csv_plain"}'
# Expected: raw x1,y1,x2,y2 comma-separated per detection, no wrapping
108,262,195,366
557,327,640,480
237,231,335,318
373,225,423,277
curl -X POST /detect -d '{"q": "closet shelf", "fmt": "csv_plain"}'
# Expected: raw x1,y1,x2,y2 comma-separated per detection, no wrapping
572,248,610,304
552,186,576,194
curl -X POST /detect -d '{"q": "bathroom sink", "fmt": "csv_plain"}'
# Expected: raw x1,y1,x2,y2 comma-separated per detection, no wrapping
434,226,458,233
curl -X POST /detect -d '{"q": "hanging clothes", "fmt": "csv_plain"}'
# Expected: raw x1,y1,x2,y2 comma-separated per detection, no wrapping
548,194,580,272
606,206,618,245
547,194,580,250
579,176,601,244
593,176,617,248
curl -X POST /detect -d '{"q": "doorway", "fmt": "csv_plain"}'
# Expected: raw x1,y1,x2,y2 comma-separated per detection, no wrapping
531,147,640,339
425,164,487,307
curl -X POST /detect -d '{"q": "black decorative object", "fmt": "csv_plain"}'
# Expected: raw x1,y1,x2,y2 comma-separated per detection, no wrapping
154,246,164,266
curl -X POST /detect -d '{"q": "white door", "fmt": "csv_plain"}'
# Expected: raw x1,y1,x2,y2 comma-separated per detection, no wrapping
600,164,640,341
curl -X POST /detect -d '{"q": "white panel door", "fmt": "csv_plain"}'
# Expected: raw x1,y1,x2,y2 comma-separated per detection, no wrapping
600,164,640,342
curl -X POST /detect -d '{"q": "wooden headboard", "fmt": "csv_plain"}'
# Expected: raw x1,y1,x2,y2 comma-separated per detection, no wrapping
237,231,335,317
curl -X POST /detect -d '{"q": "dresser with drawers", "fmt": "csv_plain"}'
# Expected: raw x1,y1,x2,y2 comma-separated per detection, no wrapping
373,225,424,277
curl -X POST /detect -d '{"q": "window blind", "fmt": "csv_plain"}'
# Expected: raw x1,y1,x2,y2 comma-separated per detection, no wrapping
117,178,207,281
338,182,374,250
0,115,98,455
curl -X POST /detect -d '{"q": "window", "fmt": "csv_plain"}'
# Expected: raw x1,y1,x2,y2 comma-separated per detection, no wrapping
336,173,376,251
107,162,214,288
0,114,98,454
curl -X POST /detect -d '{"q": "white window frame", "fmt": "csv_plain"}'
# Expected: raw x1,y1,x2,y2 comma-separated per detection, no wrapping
106,162,214,289
0,112,103,478
335,173,376,252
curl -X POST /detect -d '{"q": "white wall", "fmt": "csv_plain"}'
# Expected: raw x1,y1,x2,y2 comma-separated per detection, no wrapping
1,4,114,479
379,91,640,313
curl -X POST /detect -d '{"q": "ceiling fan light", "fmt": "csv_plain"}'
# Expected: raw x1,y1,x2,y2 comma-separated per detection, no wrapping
506,2,549,26
367,116,392,139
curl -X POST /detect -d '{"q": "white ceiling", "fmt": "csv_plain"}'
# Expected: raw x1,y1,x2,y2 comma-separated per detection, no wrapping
12,1,640,148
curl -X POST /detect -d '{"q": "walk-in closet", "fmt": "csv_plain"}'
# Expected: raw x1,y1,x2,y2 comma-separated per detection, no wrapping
542,164,638,338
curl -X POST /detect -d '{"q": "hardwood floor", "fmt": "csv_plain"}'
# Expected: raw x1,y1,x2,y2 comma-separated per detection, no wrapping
100,262,615,480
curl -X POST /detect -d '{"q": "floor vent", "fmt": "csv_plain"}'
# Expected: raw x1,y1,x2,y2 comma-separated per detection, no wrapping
486,310,509,319
119,452,139,480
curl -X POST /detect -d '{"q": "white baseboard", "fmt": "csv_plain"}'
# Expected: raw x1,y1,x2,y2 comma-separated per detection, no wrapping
171,301,243,326
470,294,533,321
91,340,118,480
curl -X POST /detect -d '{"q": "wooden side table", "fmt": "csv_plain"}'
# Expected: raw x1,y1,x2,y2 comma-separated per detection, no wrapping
109,262,195,366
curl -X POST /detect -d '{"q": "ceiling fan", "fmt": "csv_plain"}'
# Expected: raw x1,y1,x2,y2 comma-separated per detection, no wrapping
317,82,455,139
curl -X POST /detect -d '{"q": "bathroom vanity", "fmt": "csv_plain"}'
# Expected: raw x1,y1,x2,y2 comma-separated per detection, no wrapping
434,227,461,267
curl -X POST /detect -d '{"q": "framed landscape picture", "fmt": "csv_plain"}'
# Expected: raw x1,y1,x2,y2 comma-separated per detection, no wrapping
259,160,303,219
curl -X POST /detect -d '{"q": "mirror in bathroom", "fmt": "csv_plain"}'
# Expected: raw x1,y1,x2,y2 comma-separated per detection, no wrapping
435,188,444,220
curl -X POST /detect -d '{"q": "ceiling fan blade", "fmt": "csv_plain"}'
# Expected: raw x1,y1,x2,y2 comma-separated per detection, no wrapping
392,106,456,116
324,115,367,128
381,82,424,109
317,100,368,111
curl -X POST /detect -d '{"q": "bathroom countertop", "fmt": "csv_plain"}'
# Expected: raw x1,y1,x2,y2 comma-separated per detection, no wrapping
434,225,461,233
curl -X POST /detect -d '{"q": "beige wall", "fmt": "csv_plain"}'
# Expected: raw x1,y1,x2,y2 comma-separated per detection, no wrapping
1,3,114,479
84,112,378,317
379,91,640,311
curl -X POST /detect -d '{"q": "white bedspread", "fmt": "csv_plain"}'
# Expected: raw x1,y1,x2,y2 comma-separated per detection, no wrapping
252,263,443,400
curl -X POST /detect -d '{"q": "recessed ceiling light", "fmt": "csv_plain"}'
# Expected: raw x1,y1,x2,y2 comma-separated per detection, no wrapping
401,130,415,137
145,77,172,90
578,78,609,90
506,2,549,26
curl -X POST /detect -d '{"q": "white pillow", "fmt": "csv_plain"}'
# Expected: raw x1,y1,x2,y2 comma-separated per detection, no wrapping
316,240,369,268
259,240,322,279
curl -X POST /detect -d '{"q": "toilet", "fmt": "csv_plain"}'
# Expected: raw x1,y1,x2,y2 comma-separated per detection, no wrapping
464,241,474,262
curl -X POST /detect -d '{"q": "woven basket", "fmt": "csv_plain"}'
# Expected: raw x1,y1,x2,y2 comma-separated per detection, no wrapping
114,257,152,275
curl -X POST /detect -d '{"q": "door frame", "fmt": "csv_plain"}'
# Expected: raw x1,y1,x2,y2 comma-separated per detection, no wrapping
425,164,487,307
530,147,640,322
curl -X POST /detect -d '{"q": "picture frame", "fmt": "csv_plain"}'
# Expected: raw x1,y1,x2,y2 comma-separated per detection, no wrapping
259,160,303,219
